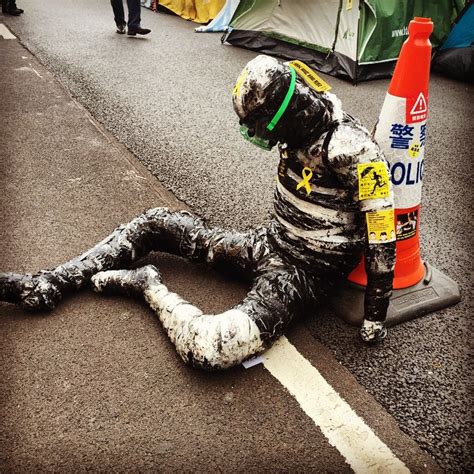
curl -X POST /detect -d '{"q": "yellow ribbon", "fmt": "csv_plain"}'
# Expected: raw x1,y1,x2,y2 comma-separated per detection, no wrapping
296,167,313,196
233,68,248,98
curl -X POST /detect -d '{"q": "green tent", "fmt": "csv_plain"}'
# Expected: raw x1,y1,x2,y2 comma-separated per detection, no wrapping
223,0,464,81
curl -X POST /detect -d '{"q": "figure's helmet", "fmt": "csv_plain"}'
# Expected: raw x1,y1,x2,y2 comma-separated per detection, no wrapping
232,55,337,150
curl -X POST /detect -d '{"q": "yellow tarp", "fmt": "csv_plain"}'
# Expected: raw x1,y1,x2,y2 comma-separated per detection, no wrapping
159,0,225,24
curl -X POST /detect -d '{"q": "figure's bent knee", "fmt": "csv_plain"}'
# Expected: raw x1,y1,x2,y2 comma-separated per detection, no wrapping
92,265,162,297
176,310,265,371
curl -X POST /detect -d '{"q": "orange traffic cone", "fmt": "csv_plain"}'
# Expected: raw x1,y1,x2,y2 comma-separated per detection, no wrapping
349,17,432,289
331,17,460,326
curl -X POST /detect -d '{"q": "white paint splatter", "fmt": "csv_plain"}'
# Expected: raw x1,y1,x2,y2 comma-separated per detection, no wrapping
276,180,354,221
92,266,265,370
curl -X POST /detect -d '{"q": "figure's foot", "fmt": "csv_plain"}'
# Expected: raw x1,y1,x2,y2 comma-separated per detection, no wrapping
127,27,151,36
92,265,162,297
360,319,387,343
20,274,62,310
116,23,126,34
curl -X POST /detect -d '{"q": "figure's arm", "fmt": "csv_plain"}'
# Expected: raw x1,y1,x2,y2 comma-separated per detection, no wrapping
361,227,396,341
357,162,396,341
326,123,396,341
357,157,396,341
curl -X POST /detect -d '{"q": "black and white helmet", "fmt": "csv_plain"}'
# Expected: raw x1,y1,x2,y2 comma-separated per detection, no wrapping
232,55,337,146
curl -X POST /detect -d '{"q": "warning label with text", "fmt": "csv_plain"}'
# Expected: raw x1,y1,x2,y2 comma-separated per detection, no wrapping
366,209,396,244
357,162,390,200
406,91,428,124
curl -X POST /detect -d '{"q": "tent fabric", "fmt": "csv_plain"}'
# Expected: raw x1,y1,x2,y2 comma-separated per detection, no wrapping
195,0,240,32
224,0,465,81
433,47,474,82
357,1,462,64
440,1,474,49
433,2,474,82
155,0,226,23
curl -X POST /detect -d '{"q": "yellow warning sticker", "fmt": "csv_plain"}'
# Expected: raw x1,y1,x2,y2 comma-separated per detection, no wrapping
357,162,390,200
289,60,331,93
408,142,421,158
366,209,396,244
233,68,248,98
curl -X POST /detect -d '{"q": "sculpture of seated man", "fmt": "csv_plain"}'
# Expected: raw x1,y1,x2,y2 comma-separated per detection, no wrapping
0,55,395,370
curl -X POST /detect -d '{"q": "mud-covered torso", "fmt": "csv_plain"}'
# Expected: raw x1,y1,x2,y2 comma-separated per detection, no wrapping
269,124,371,277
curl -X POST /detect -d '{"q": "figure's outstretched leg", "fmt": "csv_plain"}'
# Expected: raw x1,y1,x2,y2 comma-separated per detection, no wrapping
0,208,269,310
91,255,317,370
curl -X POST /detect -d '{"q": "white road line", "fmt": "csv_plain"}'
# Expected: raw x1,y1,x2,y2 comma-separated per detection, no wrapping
263,337,410,473
14,66,43,78
0,23,16,40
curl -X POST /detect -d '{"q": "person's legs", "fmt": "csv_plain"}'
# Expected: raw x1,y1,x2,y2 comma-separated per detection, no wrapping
125,0,151,35
91,254,317,370
110,0,126,27
126,0,141,29
2,0,22,14
0,208,268,310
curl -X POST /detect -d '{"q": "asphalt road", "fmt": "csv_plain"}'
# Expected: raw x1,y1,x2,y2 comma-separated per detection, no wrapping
0,36,438,472
1,1,473,471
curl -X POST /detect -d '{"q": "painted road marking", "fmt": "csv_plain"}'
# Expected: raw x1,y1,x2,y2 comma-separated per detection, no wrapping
14,66,43,78
0,24,16,40
263,337,409,473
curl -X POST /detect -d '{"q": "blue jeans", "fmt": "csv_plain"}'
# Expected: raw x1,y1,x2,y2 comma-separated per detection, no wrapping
110,0,141,29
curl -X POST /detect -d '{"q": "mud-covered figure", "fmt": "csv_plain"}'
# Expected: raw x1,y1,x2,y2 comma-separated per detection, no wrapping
0,56,396,370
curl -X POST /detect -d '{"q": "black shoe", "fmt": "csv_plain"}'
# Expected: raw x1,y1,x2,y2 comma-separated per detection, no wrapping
116,24,126,34
4,8,21,15
127,26,151,36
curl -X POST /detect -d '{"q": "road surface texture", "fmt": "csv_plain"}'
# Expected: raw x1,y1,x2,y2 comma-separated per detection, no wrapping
1,1,472,471
0,32,441,473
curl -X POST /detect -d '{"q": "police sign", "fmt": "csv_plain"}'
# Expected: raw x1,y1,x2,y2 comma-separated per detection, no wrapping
375,93,427,209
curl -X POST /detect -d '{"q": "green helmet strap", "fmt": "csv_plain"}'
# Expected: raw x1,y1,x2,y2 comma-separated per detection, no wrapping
266,66,297,132
239,65,297,151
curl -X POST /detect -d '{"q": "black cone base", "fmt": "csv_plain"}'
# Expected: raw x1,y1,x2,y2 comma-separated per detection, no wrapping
330,263,461,327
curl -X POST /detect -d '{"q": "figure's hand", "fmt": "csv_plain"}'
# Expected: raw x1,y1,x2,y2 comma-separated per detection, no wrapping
360,319,387,343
